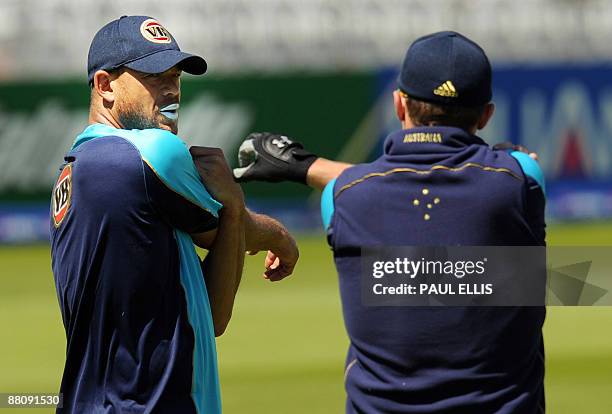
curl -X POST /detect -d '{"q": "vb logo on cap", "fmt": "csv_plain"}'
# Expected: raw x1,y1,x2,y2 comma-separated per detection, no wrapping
140,19,172,44
87,16,207,85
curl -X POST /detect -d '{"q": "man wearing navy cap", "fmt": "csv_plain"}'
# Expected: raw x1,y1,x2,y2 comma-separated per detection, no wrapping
51,15,298,413
234,31,546,413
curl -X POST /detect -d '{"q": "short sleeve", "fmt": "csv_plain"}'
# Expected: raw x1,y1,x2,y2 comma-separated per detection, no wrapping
510,151,546,194
321,178,336,230
125,129,223,233
511,151,546,244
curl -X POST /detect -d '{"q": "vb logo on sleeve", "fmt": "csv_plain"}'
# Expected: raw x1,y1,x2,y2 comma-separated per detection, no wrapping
52,164,73,227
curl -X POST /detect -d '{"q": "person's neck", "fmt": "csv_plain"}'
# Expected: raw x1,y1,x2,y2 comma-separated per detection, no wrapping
88,107,122,129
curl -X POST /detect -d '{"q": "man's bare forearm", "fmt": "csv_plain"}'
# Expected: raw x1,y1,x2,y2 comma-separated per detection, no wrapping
202,206,246,337
192,209,291,253
244,210,288,253
306,158,353,191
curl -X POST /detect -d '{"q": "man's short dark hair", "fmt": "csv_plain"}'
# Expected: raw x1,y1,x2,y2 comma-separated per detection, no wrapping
404,94,486,132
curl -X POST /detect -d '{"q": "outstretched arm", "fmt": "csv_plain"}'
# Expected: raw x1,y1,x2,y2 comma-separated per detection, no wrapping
233,133,540,191
305,158,352,191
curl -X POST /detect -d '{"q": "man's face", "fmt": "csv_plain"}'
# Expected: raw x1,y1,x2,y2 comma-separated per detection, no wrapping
112,66,182,134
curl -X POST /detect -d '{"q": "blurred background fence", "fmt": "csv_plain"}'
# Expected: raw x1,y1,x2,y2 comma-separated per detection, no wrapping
1,0,612,242
2,0,612,77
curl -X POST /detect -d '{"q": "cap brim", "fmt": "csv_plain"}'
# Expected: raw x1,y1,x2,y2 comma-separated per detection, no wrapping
124,49,207,75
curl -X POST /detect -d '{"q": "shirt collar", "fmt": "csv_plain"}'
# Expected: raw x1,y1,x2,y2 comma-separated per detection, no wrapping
72,123,124,150
384,126,487,156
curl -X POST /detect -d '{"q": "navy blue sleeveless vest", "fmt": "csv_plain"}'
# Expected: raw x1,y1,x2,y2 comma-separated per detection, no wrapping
325,126,546,413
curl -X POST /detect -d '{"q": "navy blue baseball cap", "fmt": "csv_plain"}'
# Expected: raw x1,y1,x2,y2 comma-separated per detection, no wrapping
87,16,207,84
397,31,492,107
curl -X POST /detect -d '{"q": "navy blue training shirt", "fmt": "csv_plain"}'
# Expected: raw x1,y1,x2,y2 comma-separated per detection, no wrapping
50,124,223,413
321,126,546,414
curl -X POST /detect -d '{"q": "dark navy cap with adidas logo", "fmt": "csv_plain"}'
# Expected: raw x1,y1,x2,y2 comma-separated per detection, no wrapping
397,31,492,107
87,15,207,84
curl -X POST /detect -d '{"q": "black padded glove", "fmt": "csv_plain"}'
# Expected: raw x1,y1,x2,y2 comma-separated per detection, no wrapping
232,132,318,184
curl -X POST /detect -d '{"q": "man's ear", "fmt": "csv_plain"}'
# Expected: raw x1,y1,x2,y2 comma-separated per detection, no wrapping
477,103,495,130
92,70,117,104
393,90,406,122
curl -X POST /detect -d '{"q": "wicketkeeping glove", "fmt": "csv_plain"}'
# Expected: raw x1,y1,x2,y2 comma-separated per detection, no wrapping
233,132,318,183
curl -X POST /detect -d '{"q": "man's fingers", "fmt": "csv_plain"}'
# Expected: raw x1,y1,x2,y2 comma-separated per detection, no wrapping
512,144,529,154
264,261,293,282
190,146,228,175
190,146,224,158
264,251,278,269
491,142,540,163
265,268,290,281
260,251,296,281
266,255,297,281
512,145,540,161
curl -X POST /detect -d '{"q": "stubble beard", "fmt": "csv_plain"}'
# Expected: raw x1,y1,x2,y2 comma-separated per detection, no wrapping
117,102,176,133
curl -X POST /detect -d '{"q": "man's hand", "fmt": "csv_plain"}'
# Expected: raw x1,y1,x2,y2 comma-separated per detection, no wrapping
232,132,318,183
244,211,299,282
260,244,298,282
492,142,539,160
190,146,245,212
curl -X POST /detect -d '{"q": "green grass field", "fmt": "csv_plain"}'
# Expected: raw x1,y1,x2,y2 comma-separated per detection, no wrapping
1,222,611,413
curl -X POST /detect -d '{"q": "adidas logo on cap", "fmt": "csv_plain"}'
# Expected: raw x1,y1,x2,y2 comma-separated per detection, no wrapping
433,80,458,98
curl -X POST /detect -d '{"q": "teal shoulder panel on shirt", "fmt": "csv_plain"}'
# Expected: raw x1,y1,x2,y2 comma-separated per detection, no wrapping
510,151,546,194
126,129,222,216
73,124,222,217
321,178,336,230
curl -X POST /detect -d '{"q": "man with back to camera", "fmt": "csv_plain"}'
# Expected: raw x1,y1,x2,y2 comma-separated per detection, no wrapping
233,31,546,413
50,15,298,413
